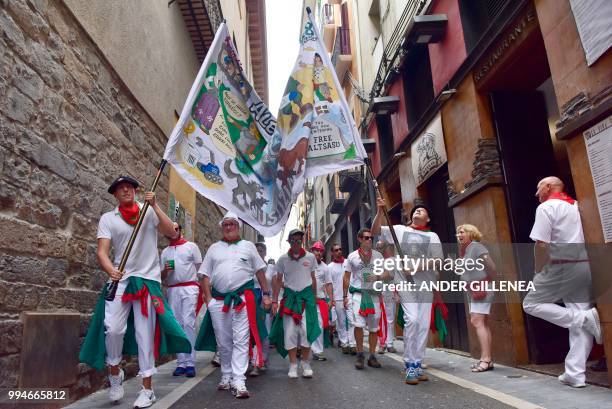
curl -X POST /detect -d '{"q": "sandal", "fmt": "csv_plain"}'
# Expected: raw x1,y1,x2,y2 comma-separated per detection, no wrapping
471,360,494,372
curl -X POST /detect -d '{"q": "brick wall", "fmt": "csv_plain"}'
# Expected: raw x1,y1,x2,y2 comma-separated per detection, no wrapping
0,0,221,399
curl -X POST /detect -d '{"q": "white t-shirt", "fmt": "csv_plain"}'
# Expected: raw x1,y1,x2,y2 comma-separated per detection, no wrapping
530,199,587,261
314,261,332,299
275,251,316,292
327,260,347,301
381,225,443,284
199,240,267,293
97,203,161,282
160,241,203,285
263,264,276,292
345,249,384,290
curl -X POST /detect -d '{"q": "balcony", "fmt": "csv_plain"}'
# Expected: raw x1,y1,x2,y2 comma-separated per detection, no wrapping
328,174,347,214
321,4,336,52
331,27,352,81
339,169,363,192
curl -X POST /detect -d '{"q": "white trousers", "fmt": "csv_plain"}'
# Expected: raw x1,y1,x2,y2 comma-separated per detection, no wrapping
351,293,381,332
383,296,396,347
252,311,272,365
283,313,311,350
334,303,355,347
208,297,249,384
311,307,325,354
523,264,593,383
401,301,432,364
167,286,198,367
104,280,157,378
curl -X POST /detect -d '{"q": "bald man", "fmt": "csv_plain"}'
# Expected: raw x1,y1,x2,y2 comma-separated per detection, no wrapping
522,177,602,388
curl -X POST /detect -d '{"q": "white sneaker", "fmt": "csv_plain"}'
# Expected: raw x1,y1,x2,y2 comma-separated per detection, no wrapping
301,361,313,378
233,382,250,399
108,369,124,402
288,363,298,379
217,375,232,390
583,308,603,344
133,387,156,408
558,373,586,388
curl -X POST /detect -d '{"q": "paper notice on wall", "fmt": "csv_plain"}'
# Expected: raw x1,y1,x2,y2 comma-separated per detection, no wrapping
569,0,612,66
583,115,612,243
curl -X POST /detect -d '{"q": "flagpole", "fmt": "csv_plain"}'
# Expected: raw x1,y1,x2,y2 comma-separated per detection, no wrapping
104,159,168,301
364,158,414,283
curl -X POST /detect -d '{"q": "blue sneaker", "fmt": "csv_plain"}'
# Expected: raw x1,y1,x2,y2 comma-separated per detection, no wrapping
405,362,419,385
173,367,186,376
185,366,196,378
415,361,428,381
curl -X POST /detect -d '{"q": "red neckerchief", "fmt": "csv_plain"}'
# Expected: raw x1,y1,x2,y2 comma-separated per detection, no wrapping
358,247,372,264
288,248,306,261
410,224,431,232
170,238,187,246
333,257,345,264
118,202,140,225
547,192,576,205
222,238,242,245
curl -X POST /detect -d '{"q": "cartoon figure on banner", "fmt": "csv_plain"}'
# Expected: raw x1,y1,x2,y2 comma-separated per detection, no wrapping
224,160,268,216
279,75,313,131
313,53,333,103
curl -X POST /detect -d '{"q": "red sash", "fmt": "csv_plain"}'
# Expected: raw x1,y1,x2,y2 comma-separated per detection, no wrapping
316,299,330,330
168,281,204,315
377,297,387,346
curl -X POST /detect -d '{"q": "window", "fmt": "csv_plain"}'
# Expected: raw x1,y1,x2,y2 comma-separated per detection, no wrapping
402,45,434,128
459,0,510,53
376,114,394,167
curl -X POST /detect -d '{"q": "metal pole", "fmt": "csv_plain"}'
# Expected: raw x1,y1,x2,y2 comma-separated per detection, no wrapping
104,159,168,301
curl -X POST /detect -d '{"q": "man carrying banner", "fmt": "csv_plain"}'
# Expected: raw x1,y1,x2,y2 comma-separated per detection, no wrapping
79,176,192,408
328,243,356,354
344,228,384,370
196,212,271,399
160,222,203,378
310,241,333,361
372,198,443,385
269,229,321,378
248,241,276,377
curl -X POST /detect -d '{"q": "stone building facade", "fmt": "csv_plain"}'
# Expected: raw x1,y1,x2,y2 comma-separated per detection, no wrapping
0,0,268,401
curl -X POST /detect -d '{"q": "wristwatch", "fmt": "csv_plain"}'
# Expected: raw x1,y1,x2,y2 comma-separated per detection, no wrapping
263,291,271,296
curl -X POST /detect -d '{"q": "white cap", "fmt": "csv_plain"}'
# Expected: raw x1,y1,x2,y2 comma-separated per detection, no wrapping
219,211,243,228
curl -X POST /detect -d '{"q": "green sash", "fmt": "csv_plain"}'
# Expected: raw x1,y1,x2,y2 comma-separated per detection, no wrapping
79,276,191,371
268,286,321,358
349,286,376,316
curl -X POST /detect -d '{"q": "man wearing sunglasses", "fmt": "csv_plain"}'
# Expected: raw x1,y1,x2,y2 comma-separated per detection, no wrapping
344,228,385,370
161,223,203,378
270,229,321,378
328,243,356,354
196,212,271,399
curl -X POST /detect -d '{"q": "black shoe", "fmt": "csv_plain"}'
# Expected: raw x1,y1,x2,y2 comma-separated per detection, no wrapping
355,355,365,370
341,346,350,354
367,355,382,368
312,353,327,361
350,347,357,356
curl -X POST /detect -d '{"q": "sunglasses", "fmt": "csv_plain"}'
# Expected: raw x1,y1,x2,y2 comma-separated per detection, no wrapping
361,236,373,241
289,238,303,243
333,248,343,252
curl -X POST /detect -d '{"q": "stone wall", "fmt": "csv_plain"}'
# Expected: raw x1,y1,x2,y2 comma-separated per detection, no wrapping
0,0,221,399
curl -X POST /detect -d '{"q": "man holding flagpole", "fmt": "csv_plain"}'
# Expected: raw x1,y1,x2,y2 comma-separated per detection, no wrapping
79,176,192,409
195,212,270,399
160,222,203,378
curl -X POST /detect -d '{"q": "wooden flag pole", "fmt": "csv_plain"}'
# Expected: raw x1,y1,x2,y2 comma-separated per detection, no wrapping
105,159,168,301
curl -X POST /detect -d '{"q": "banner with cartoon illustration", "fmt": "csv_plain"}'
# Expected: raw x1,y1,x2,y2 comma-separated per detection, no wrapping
163,15,366,236
163,22,287,236
279,11,367,178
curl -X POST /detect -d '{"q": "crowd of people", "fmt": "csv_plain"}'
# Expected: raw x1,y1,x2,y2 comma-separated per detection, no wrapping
79,174,604,407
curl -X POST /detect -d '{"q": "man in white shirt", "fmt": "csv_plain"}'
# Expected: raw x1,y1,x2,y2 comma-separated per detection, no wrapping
372,198,442,384
522,176,602,388
310,241,334,361
197,212,271,399
344,228,384,370
328,243,356,354
81,175,188,408
270,229,320,378
161,223,203,378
